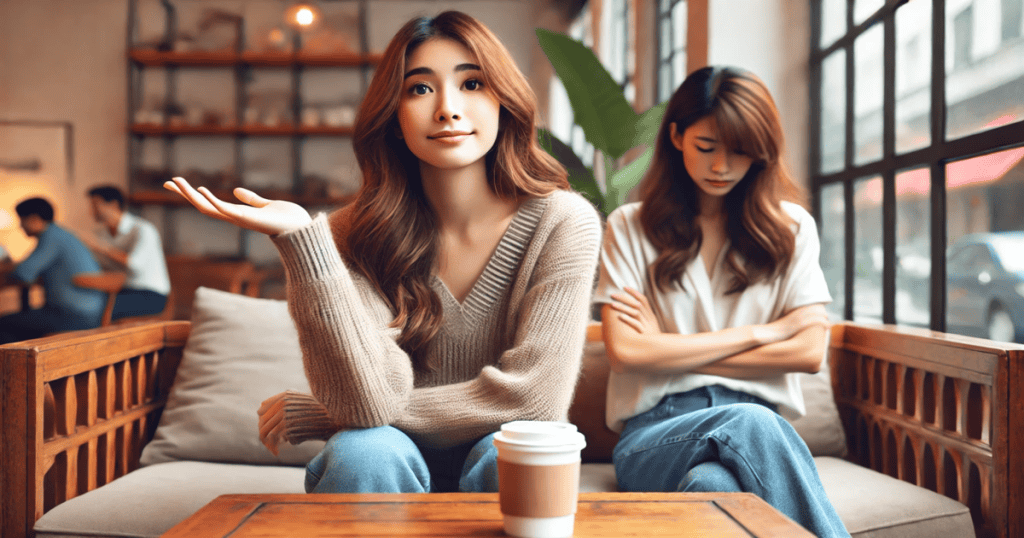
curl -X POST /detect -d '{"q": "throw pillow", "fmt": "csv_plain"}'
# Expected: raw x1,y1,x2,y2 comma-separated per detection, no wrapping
140,286,326,466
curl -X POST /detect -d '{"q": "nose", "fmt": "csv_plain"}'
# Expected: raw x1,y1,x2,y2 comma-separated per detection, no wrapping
710,148,731,174
435,84,462,122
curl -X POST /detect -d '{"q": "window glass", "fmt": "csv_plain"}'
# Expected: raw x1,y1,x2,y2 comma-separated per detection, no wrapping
945,147,1024,342
821,0,846,48
672,0,687,89
854,176,883,323
820,183,846,321
895,0,932,154
854,23,883,165
820,50,846,174
895,167,931,327
946,1,1024,139
854,0,884,25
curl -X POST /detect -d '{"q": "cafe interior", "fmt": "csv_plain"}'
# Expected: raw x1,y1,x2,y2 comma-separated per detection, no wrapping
1,0,1022,537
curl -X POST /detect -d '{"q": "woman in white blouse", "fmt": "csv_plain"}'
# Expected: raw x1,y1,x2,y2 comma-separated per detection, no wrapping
593,66,849,537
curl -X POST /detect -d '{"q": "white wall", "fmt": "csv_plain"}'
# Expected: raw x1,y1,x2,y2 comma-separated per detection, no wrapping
0,0,130,236
708,0,810,188
0,0,538,259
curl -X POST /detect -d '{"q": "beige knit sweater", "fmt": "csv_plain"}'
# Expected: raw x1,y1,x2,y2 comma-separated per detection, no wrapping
270,190,602,448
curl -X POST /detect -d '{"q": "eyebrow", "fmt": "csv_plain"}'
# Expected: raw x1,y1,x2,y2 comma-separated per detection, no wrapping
696,136,718,143
403,63,482,79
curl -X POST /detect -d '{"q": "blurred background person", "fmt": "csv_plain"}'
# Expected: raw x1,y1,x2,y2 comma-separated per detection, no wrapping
82,185,170,321
0,197,105,344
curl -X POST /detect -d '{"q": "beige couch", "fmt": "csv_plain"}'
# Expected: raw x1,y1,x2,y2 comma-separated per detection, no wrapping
3,287,1021,538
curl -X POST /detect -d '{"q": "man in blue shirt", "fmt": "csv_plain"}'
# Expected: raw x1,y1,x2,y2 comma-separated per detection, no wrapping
0,197,106,344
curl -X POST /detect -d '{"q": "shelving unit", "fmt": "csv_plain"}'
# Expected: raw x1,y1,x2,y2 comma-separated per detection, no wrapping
125,0,374,260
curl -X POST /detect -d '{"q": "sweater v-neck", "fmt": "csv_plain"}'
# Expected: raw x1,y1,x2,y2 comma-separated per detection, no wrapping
433,195,547,327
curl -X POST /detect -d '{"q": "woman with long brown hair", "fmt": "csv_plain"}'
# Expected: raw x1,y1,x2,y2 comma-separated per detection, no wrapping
594,66,848,536
165,11,601,494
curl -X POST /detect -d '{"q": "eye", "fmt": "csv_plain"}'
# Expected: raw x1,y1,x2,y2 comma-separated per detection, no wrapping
409,83,431,95
696,146,714,153
463,78,483,91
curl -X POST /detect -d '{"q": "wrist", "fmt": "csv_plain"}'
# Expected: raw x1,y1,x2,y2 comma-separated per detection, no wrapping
750,324,781,346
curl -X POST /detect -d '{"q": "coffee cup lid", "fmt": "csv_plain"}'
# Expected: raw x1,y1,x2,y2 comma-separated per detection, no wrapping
493,421,586,449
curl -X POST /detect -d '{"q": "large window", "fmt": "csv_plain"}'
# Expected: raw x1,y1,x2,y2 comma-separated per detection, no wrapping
811,0,1024,343
548,6,596,167
656,0,688,102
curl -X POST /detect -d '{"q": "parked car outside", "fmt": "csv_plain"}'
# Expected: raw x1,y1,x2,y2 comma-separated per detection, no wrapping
946,232,1024,343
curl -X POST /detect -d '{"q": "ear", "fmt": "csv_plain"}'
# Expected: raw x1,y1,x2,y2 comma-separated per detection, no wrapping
669,122,685,152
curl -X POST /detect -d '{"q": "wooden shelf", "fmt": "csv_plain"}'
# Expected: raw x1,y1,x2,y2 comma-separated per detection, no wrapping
130,49,380,67
129,189,356,207
130,124,355,136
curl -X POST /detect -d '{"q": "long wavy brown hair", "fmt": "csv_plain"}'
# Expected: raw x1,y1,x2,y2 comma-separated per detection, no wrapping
345,11,568,368
639,66,805,295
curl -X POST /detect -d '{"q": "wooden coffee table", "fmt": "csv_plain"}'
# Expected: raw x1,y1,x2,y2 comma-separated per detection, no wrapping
163,492,813,537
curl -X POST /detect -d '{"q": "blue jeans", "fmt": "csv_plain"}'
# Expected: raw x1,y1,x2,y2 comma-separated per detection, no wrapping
305,426,499,493
0,305,101,344
614,385,849,538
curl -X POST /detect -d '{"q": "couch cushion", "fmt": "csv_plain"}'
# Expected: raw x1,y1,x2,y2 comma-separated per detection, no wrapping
816,457,975,538
140,286,325,467
34,461,307,538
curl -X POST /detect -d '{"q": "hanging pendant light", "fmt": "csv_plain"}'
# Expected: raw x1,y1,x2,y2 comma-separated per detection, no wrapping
284,2,321,30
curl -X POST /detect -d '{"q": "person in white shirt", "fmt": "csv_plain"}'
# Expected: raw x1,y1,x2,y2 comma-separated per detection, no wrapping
593,66,849,537
83,186,171,321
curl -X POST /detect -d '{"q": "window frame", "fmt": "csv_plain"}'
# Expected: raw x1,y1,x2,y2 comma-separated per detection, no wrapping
809,0,1024,331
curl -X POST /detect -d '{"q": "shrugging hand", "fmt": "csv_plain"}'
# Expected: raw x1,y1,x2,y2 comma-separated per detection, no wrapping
163,176,312,236
609,287,662,335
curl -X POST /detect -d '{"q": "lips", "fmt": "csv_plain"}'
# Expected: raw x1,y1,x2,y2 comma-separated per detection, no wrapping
705,179,731,187
428,130,473,140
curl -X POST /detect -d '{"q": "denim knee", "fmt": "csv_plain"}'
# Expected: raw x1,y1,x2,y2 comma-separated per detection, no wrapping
305,426,429,493
679,461,742,493
459,433,499,492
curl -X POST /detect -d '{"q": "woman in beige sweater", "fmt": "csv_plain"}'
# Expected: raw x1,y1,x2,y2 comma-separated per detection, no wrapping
164,11,600,494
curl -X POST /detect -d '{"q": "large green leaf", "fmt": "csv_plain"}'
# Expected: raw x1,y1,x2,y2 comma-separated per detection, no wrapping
632,101,667,148
606,146,654,210
536,29,639,160
537,128,603,213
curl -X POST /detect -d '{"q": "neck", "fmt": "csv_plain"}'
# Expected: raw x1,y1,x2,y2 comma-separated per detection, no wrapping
419,160,514,233
697,191,726,220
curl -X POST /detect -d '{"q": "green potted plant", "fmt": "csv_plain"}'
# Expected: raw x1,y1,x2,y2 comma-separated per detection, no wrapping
535,28,666,217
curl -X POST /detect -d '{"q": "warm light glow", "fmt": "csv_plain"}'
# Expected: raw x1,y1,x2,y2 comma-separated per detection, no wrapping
295,7,314,26
284,3,320,30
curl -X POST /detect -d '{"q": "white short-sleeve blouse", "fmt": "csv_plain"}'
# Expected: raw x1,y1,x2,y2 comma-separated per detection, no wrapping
593,201,832,432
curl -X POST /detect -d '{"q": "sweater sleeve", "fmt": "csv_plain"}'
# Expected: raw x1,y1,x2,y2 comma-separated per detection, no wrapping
271,214,415,429
394,197,603,447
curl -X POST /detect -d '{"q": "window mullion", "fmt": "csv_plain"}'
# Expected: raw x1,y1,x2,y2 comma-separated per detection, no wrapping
929,0,948,333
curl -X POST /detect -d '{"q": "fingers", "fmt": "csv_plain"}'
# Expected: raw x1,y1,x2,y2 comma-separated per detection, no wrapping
617,312,643,333
233,187,271,208
624,287,651,308
608,300,641,319
257,391,288,415
164,177,222,215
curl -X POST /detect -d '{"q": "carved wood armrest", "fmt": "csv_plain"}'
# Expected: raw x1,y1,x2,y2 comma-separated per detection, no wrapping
1,321,191,538
829,323,1024,538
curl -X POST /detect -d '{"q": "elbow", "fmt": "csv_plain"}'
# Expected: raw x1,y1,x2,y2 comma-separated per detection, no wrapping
604,337,641,374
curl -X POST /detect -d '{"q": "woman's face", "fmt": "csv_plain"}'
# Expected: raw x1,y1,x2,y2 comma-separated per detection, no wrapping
670,115,754,199
397,37,501,173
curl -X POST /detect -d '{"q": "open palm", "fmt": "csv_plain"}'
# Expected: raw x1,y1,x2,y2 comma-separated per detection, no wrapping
163,177,312,236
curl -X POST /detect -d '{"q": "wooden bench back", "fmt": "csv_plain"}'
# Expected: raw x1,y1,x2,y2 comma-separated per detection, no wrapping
2,321,1022,538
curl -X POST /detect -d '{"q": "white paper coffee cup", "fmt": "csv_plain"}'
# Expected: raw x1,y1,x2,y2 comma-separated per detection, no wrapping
493,421,587,538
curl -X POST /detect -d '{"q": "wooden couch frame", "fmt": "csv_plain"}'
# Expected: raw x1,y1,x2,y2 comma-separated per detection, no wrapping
1,321,1021,537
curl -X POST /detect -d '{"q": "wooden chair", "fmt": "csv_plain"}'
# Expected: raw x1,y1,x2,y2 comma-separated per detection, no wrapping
165,256,268,320
111,288,175,326
71,272,126,327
